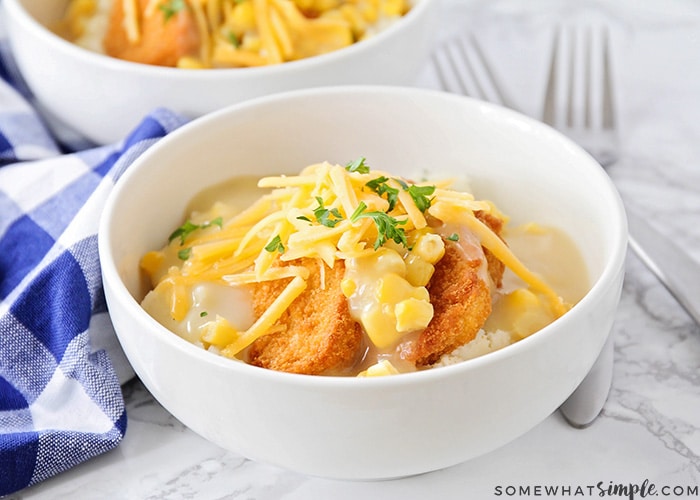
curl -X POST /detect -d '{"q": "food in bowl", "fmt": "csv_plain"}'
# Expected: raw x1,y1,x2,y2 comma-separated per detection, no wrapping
99,86,627,479
4,0,436,144
54,0,412,67
139,157,587,376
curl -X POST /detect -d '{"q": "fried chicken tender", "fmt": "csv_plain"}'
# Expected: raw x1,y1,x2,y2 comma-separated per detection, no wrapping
248,211,506,374
247,258,364,375
403,211,506,367
402,241,491,367
104,0,200,67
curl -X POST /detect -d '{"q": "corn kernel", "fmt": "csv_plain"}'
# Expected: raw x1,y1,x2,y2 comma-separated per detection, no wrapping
357,360,400,377
374,248,406,276
241,34,262,52
341,278,357,297
228,0,256,34
361,307,399,348
359,1,378,23
68,0,96,18
340,4,367,35
151,275,190,322
375,273,411,303
502,288,553,339
404,254,435,287
412,232,445,264
200,315,240,347
379,0,405,16
395,297,433,332
508,288,540,308
140,250,165,277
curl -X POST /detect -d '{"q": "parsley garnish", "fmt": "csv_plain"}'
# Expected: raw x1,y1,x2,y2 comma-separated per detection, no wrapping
446,233,460,242
264,235,285,254
345,157,370,174
394,179,435,212
350,202,408,250
178,247,192,260
168,217,223,245
200,311,209,317
365,176,399,211
160,0,186,22
312,197,343,228
407,184,435,212
226,31,240,48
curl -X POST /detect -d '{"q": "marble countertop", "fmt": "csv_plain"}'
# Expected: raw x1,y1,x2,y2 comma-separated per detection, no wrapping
11,0,700,498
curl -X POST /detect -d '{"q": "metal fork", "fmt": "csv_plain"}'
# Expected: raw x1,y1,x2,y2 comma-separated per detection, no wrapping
542,23,619,167
542,20,700,383
432,34,515,109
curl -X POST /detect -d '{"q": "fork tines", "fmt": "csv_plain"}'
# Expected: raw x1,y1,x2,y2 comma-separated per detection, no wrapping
431,34,510,107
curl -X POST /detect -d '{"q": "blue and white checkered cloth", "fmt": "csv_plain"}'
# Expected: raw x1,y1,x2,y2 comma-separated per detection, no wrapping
0,17,189,496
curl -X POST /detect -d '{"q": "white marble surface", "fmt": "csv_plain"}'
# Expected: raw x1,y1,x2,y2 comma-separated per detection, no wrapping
11,0,700,498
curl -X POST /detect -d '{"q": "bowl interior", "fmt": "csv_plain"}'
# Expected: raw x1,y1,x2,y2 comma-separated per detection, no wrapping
106,87,624,304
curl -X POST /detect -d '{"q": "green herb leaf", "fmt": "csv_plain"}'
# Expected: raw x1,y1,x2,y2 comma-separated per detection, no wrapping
200,311,209,317
350,202,408,250
296,215,312,223
407,184,436,212
264,235,285,254
168,217,223,245
313,197,344,228
226,31,240,48
178,247,192,260
446,233,460,242
345,157,370,174
365,176,400,212
159,0,186,21
169,220,200,245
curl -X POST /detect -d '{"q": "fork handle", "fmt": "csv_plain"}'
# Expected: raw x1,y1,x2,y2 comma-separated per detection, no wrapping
626,207,700,326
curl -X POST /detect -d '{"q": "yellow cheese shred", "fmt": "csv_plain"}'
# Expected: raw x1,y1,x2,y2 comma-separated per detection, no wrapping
122,0,141,43
141,160,570,361
221,275,307,356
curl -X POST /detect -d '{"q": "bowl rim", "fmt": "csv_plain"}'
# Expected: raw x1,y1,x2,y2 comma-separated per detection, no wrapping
3,0,437,79
98,85,628,388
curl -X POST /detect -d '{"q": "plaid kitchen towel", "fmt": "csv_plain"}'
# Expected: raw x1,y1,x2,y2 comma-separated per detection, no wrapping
0,21,189,496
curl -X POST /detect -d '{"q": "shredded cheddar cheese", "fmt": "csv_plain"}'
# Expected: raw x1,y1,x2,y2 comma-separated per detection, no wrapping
140,159,571,367
59,0,411,68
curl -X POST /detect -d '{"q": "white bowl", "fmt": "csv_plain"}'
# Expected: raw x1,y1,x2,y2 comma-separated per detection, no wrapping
2,0,437,145
99,86,627,480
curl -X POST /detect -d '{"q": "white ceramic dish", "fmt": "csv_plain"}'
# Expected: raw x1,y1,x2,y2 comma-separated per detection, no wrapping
99,86,627,480
2,0,437,145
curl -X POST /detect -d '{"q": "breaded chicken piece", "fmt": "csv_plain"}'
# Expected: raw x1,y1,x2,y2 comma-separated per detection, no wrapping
247,258,364,375
404,241,493,367
248,211,506,374
404,211,506,367
104,0,200,67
